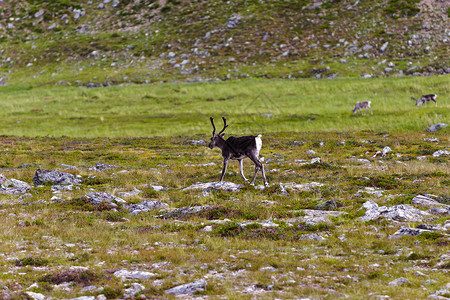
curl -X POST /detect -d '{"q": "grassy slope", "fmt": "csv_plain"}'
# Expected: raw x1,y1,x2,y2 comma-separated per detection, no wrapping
0,0,449,85
0,76,448,137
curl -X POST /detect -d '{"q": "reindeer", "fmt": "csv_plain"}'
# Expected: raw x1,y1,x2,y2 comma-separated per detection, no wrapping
352,101,373,115
208,117,268,187
411,94,437,107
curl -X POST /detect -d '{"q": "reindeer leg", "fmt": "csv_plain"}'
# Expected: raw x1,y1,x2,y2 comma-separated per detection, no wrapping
260,162,268,187
248,154,268,186
220,159,229,182
250,164,259,185
238,159,249,183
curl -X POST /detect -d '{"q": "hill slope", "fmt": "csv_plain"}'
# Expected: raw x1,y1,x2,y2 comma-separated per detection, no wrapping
0,0,449,86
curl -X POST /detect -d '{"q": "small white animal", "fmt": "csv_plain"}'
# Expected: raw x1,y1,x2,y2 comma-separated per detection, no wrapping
352,101,372,115
411,94,437,107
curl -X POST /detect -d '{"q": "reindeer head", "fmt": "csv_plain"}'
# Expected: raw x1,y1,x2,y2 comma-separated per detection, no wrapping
208,117,228,149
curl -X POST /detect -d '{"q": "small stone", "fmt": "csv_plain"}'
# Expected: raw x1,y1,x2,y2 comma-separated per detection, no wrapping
427,123,447,132
34,9,45,18
389,277,411,286
165,279,207,295
113,269,156,280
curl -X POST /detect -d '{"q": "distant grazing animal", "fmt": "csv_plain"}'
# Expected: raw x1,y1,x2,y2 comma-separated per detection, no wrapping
352,101,373,115
411,94,437,107
208,117,268,186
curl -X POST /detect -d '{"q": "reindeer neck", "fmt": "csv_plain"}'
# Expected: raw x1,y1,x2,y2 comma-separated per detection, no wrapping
214,135,227,149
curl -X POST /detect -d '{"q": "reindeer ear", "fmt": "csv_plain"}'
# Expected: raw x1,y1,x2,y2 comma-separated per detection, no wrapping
220,133,225,137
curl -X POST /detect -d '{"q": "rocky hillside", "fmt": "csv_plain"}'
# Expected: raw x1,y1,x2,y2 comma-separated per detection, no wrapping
0,0,449,86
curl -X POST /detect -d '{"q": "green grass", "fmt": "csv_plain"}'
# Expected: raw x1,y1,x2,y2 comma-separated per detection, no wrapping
0,74,448,299
0,76,448,137
0,131,448,299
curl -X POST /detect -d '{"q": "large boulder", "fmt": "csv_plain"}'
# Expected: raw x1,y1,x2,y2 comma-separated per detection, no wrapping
0,174,32,195
412,194,448,208
359,200,430,222
33,169,80,186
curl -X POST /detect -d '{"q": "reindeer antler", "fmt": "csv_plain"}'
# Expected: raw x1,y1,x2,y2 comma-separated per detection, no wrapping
210,117,216,135
218,117,229,134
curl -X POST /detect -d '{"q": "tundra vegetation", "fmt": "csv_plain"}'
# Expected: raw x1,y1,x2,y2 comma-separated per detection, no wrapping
0,76,448,299
0,0,449,298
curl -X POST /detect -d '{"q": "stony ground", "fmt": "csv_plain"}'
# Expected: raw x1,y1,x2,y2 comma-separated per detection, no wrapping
0,131,449,299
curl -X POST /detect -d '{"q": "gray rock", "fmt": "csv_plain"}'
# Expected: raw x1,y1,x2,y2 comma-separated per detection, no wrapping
412,194,447,208
406,65,418,74
125,200,169,215
305,1,323,9
33,169,80,186
428,289,450,299
117,187,142,198
389,227,431,239
363,44,373,51
161,206,211,219
294,209,345,225
299,233,326,241
165,279,207,295
380,42,389,52
277,183,289,196
183,181,242,192
427,123,448,132
124,283,144,298
113,269,156,280
34,9,45,18
1,175,31,191
416,224,443,231
388,277,411,286
60,163,78,170
188,139,205,145
73,9,84,20
24,292,46,300
283,182,324,191
89,163,120,171
435,253,450,269
354,187,383,198
433,150,449,157
112,0,120,7
84,192,126,205
428,207,450,215
51,184,74,191
227,14,242,28
424,137,439,142
360,200,430,222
